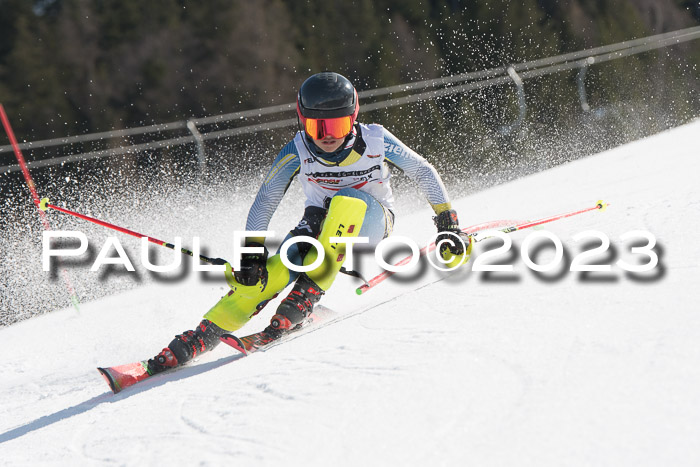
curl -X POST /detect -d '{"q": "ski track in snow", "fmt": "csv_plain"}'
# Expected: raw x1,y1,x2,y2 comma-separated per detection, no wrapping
1,119,700,465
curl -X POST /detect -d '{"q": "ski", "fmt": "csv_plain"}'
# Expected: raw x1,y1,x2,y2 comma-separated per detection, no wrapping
219,304,337,355
97,361,153,394
97,305,337,394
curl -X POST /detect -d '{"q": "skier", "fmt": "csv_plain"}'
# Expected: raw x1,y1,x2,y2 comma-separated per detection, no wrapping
145,72,472,375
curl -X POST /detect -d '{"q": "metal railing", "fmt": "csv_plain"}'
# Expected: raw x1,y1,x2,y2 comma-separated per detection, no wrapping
1,25,699,174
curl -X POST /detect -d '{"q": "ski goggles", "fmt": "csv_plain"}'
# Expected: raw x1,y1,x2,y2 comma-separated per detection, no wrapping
302,115,354,140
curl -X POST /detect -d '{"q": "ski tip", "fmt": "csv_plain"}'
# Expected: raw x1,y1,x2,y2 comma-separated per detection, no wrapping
220,334,248,356
97,367,121,394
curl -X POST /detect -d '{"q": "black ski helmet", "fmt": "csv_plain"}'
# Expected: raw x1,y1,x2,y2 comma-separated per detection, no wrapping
297,72,359,139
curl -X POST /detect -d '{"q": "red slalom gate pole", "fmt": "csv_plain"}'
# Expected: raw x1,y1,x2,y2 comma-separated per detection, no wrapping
488,200,610,235
355,200,610,295
38,198,224,265
354,218,528,294
0,104,81,311
0,105,45,216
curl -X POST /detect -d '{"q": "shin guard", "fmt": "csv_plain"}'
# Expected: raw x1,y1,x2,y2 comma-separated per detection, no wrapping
304,195,367,291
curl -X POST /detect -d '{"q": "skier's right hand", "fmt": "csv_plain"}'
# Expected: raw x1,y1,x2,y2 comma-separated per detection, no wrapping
234,242,269,289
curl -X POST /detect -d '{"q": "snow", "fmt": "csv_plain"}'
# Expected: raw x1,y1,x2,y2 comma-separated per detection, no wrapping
2,119,700,465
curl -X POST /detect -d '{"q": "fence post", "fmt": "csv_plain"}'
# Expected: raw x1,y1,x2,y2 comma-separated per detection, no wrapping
498,66,527,136
186,120,206,171
577,57,595,112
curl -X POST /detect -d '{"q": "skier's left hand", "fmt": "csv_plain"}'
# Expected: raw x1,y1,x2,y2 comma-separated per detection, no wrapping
434,209,472,257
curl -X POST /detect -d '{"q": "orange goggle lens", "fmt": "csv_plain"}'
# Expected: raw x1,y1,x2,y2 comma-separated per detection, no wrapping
303,116,353,140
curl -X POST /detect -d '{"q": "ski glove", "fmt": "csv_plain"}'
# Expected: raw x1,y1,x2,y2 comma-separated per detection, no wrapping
434,209,471,255
234,242,269,289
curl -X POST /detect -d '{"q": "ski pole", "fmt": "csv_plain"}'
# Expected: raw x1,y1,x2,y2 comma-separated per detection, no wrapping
38,198,226,265
356,200,609,295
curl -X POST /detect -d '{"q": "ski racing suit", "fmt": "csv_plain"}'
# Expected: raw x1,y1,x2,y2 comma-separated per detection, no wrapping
204,122,454,331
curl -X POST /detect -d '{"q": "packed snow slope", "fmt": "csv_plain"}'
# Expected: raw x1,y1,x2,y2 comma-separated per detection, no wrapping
2,119,700,466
